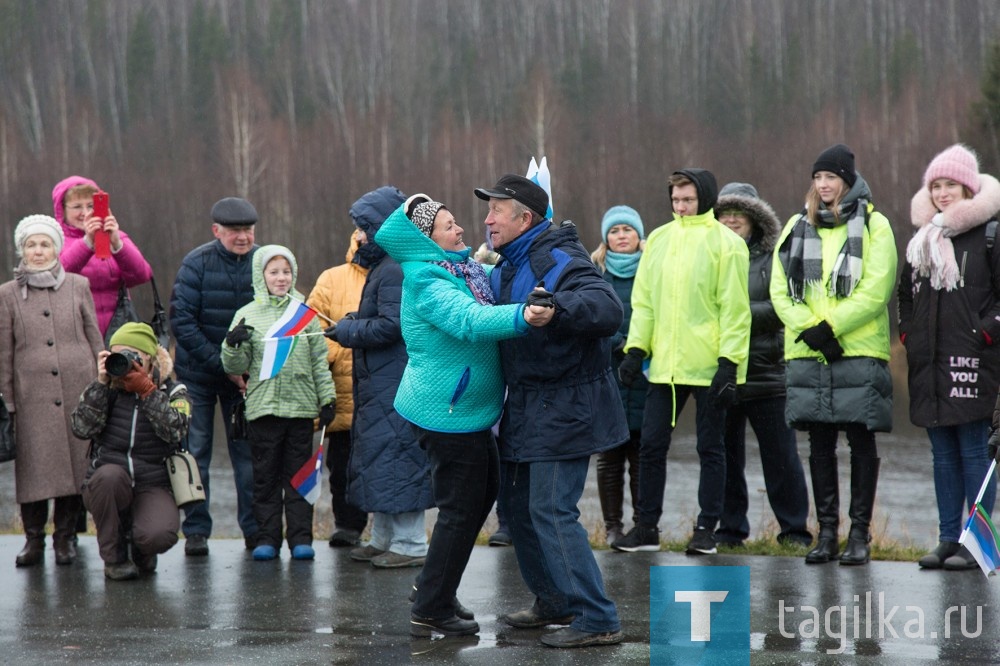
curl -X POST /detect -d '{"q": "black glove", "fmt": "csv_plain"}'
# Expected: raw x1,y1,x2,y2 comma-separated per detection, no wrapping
618,348,646,387
795,321,835,351
709,358,738,409
225,317,254,347
323,323,337,340
819,338,845,363
318,402,336,430
526,281,555,308
989,428,1000,463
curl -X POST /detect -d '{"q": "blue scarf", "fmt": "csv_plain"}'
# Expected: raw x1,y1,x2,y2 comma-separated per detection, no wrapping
435,249,495,305
605,250,642,278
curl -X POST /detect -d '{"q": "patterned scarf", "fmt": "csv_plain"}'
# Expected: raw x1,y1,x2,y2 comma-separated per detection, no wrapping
435,254,494,304
13,260,64,299
783,177,870,302
605,249,642,278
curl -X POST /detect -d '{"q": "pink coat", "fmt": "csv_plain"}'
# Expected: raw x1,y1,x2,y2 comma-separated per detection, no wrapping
52,176,153,335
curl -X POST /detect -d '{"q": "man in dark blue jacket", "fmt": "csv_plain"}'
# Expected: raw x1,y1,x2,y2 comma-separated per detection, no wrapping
475,174,628,648
169,197,260,556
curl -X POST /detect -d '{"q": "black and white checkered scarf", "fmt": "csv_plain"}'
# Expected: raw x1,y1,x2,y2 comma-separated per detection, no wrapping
782,176,871,302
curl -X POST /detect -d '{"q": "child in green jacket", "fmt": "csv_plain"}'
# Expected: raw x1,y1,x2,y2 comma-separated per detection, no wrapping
222,245,335,561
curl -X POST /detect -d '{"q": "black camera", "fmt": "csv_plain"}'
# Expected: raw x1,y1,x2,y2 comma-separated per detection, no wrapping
106,350,142,377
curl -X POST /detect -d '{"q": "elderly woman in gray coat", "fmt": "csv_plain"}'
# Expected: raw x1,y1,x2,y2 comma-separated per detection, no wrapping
0,215,103,567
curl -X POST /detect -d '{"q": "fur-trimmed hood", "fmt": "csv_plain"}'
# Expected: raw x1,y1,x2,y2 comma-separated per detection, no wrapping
156,346,173,382
715,191,782,256
910,172,1000,234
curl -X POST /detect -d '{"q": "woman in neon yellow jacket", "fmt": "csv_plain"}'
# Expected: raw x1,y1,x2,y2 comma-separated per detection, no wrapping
770,144,896,567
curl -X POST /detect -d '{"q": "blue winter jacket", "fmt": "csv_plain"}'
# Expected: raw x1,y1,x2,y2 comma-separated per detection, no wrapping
329,187,433,514
491,220,630,461
374,204,528,433
170,239,258,388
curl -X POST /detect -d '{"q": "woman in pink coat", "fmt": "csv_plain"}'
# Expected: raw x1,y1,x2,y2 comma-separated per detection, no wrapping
52,176,153,337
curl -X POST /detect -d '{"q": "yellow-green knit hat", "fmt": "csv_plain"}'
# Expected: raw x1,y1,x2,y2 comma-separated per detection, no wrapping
108,322,159,357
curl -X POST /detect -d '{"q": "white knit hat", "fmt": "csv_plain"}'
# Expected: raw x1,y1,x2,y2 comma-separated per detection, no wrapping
14,214,64,257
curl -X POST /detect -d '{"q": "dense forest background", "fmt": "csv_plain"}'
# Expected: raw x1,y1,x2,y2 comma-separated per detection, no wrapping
2,0,1000,304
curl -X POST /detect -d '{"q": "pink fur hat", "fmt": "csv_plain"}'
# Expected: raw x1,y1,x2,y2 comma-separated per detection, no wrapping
923,144,981,194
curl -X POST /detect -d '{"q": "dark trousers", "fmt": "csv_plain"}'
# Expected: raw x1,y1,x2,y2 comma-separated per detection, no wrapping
808,424,877,458
248,416,314,549
326,429,368,532
82,465,179,564
719,396,810,542
638,384,726,529
412,427,499,620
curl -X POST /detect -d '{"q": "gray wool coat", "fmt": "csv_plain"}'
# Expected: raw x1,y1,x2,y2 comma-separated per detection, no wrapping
0,273,103,503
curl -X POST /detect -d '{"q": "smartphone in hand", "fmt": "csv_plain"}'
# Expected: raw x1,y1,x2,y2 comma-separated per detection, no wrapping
92,191,111,258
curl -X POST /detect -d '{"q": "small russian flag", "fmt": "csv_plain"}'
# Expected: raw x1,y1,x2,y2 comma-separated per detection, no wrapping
292,440,324,505
259,299,317,380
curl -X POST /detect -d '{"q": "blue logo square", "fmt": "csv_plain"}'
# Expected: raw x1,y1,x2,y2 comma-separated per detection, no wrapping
650,565,750,665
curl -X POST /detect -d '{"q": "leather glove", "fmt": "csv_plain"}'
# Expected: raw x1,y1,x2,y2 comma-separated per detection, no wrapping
122,366,156,399
225,317,254,347
318,402,336,430
526,281,555,308
323,324,337,339
819,338,845,363
708,358,738,409
618,348,646,387
989,428,1000,463
795,321,835,351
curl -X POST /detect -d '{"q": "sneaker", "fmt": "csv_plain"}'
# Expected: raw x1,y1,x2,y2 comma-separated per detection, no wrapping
410,614,479,638
488,530,512,547
328,528,361,548
686,527,717,555
105,560,139,581
349,544,386,562
371,551,425,569
252,545,278,561
919,541,961,569
611,525,660,552
184,534,209,557
501,607,575,629
540,627,624,648
408,584,475,621
291,544,315,561
943,545,979,571
605,527,623,547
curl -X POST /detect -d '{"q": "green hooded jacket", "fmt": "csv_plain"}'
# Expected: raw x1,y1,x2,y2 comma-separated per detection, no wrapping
221,245,335,421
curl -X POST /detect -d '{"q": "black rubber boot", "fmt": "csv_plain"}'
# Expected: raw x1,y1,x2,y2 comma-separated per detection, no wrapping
53,495,83,565
805,456,840,564
596,452,625,539
840,456,880,566
16,501,48,567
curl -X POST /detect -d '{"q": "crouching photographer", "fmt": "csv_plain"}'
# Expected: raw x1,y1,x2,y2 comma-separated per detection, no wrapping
71,323,191,580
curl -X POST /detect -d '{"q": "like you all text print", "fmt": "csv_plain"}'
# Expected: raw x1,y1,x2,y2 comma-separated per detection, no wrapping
949,356,980,399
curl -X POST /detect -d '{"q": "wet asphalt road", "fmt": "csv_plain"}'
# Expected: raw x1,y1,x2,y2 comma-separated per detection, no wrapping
3,535,1000,665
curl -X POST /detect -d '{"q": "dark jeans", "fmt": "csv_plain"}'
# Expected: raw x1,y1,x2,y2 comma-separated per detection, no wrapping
326,429,367,532
638,384,726,529
499,458,621,633
83,465,179,564
412,427,499,620
181,380,257,540
248,416,314,549
719,396,810,542
927,420,996,542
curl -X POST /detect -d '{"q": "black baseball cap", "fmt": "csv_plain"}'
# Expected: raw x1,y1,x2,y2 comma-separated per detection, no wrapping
474,174,549,219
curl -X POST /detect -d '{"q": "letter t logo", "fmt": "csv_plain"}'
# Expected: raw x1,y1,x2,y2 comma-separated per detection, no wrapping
674,590,729,641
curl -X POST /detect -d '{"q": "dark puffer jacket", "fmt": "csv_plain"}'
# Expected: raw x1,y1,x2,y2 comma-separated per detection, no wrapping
331,187,433,514
715,187,785,401
170,239,258,387
604,271,648,430
491,220,629,462
899,173,1000,428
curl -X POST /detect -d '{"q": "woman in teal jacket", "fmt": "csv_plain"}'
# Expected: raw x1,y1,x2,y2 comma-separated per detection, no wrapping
374,196,551,638
771,145,896,567
221,245,335,562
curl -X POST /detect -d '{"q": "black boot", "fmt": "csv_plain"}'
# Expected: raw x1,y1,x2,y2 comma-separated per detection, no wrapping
53,495,83,565
596,451,625,541
805,456,840,564
840,457,879,566
16,501,48,567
